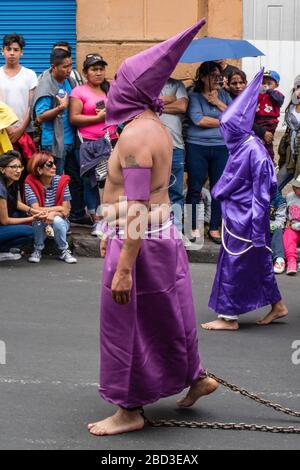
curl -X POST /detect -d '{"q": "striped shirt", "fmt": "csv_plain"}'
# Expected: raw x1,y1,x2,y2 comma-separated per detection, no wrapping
25,175,71,208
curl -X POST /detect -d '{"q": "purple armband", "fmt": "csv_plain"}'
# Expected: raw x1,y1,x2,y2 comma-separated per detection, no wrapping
122,168,151,201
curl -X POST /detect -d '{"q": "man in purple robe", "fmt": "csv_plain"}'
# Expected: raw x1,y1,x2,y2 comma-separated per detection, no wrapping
202,70,288,331
87,19,219,437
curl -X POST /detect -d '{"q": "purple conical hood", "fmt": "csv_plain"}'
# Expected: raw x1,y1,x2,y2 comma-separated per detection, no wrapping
105,18,206,126
220,68,264,152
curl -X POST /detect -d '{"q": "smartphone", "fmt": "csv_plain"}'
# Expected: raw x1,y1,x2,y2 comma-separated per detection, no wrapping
96,100,105,110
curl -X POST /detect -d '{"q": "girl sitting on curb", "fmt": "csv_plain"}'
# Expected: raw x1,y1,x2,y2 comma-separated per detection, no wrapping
283,175,300,275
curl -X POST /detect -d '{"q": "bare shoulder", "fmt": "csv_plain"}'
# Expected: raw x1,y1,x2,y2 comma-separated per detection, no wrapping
117,128,153,169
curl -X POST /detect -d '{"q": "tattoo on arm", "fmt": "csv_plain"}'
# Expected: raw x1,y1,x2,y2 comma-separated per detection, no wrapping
124,155,141,168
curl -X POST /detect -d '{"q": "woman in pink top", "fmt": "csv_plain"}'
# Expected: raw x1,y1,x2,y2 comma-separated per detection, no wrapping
69,54,117,233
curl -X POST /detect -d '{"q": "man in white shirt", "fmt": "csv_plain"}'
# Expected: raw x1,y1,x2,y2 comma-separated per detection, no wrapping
159,78,188,235
0,33,38,143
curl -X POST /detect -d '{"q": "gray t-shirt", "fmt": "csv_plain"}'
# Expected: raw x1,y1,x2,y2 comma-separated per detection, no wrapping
160,78,188,150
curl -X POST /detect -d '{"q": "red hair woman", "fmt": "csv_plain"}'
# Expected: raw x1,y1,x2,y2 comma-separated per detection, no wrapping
25,151,77,264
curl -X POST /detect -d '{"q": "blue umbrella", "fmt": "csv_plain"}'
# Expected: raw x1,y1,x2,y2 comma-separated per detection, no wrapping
179,37,264,63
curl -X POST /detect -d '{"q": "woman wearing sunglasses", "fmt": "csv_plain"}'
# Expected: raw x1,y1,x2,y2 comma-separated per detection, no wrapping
25,151,77,264
0,150,46,261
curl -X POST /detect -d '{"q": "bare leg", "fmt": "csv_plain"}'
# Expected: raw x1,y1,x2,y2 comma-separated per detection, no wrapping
176,376,219,408
256,300,288,325
201,319,239,331
88,407,144,436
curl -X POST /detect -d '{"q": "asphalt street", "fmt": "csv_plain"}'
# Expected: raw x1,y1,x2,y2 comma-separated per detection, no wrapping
1,257,300,450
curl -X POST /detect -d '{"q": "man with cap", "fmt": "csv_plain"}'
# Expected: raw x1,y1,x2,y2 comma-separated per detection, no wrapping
201,69,288,331
255,70,285,161
87,18,219,437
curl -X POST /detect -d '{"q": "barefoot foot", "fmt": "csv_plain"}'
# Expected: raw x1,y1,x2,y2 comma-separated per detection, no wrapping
88,408,144,436
201,319,239,331
176,377,219,408
256,301,288,326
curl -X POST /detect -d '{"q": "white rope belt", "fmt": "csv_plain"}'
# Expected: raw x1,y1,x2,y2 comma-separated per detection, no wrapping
221,220,272,257
116,219,173,237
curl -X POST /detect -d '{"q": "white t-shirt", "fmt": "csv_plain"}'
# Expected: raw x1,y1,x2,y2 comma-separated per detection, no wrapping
291,105,300,124
160,78,188,150
0,66,38,130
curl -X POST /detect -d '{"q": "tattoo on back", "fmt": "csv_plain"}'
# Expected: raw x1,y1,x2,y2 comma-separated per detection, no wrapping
124,155,141,168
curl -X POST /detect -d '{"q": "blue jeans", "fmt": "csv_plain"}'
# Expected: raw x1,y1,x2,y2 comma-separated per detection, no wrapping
0,225,34,252
169,148,185,232
271,228,285,261
277,164,294,193
75,149,100,215
33,217,70,251
186,143,229,231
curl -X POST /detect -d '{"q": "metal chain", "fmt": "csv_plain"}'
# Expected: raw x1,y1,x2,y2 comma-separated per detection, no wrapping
207,371,300,418
143,371,300,434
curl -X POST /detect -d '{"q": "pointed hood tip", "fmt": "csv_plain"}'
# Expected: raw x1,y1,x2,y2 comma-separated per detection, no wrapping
105,18,206,126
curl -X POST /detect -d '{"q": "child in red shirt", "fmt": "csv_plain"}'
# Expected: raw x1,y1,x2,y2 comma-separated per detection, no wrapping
255,70,285,161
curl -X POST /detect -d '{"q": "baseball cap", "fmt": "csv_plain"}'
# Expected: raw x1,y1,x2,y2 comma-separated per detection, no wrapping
83,54,108,70
263,70,280,84
291,175,300,188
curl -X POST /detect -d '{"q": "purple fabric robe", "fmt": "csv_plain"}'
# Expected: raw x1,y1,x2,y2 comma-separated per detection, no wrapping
100,225,204,409
209,70,282,316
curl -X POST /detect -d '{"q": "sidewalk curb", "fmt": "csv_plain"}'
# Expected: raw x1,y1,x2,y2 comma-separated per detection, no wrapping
70,227,221,263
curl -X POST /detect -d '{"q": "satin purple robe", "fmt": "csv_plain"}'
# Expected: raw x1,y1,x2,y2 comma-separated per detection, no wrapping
209,70,281,316
209,137,282,316
100,225,204,409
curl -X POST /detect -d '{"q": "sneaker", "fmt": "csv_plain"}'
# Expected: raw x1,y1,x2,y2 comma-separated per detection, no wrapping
28,250,42,263
274,257,286,275
59,249,77,264
9,248,21,254
286,260,297,276
91,221,104,238
182,234,193,248
0,252,22,261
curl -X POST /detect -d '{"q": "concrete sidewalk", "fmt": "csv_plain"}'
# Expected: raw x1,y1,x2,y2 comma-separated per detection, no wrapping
70,226,221,263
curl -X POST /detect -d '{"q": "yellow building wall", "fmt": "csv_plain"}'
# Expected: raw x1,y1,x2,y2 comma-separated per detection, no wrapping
76,0,242,81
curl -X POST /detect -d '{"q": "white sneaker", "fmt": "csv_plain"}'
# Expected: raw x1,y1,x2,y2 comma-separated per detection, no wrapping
274,257,286,275
91,221,104,238
181,234,193,248
28,250,42,263
59,249,77,264
0,252,22,261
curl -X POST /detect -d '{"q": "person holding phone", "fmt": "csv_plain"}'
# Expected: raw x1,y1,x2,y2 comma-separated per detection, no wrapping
70,54,117,234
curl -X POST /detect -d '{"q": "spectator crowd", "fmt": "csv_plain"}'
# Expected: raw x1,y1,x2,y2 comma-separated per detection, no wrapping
0,32,300,274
